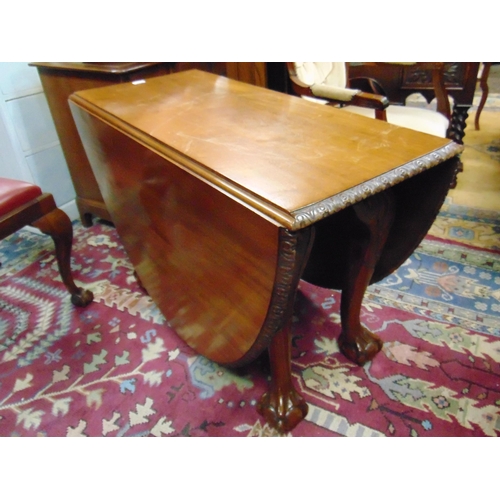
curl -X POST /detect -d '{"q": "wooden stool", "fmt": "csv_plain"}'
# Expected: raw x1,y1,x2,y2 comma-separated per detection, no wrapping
0,178,93,307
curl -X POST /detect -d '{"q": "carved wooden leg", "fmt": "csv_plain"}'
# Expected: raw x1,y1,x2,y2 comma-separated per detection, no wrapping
257,321,308,433
445,104,468,189
338,191,394,366
448,104,469,146
31,208,93,307
255,227,314,432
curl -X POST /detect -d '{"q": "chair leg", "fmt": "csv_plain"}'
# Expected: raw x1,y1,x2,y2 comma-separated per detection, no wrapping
475,63,491,131
30,207,93,307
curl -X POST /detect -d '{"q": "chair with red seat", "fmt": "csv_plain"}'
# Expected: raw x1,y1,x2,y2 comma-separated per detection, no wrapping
0,177,93,307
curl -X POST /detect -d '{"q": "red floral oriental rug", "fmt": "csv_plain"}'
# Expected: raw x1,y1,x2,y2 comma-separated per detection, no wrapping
0,203,499,437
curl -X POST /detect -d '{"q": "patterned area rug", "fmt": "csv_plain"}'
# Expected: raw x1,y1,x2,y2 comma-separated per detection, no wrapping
1,201,499,437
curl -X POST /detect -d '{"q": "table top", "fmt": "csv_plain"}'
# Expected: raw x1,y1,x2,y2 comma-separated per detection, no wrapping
69,70,462,230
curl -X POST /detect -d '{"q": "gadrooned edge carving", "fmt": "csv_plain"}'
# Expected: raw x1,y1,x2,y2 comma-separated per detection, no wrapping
224,227,313,369
293,143,463,229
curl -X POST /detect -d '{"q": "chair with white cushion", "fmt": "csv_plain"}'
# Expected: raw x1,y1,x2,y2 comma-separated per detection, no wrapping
286,62,451,138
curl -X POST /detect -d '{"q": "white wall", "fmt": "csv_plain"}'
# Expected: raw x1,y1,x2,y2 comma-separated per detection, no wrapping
0,62,78,220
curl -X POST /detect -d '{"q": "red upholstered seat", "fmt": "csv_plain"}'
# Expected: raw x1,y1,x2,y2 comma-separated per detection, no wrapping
0,176,93,307
0,178,42,217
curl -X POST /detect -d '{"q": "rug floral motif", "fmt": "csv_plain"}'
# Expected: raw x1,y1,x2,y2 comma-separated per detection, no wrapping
0,206,499,437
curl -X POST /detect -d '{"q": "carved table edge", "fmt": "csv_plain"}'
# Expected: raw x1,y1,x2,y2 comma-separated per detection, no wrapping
291,142,463,230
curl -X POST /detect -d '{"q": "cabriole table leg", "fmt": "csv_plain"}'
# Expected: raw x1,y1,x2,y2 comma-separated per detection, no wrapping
338,190,395,365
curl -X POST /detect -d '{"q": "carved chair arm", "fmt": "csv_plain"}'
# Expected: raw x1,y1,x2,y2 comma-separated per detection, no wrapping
351,92,389,110
349,92,389,121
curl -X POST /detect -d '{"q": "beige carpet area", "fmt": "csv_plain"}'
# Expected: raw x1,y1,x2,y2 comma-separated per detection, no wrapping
451,108,500,211
448,64,499,211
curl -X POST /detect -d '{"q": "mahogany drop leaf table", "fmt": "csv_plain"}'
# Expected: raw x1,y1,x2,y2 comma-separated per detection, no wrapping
69,70,462,432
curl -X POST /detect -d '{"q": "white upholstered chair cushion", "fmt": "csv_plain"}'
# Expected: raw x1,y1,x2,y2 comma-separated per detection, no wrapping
295,62,360,102
342,104,449,137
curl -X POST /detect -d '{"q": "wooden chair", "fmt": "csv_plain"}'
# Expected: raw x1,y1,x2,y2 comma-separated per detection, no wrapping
0,177,93,307
286,62,451,138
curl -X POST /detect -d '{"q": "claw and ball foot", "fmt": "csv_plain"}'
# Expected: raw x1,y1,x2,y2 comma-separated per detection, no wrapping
71,288,94,307
256,323,308,433
338,325,383,366
257,387,308,434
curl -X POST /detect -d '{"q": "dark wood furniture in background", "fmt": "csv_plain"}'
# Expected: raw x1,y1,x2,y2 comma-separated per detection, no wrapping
69,70,462,431
225,62,267,87
285,62,452,124
0,177,93,307
348,62,481,144
172,63,268,87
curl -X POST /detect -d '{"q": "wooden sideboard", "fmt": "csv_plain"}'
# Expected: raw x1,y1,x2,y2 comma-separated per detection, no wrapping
30,63,175,225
